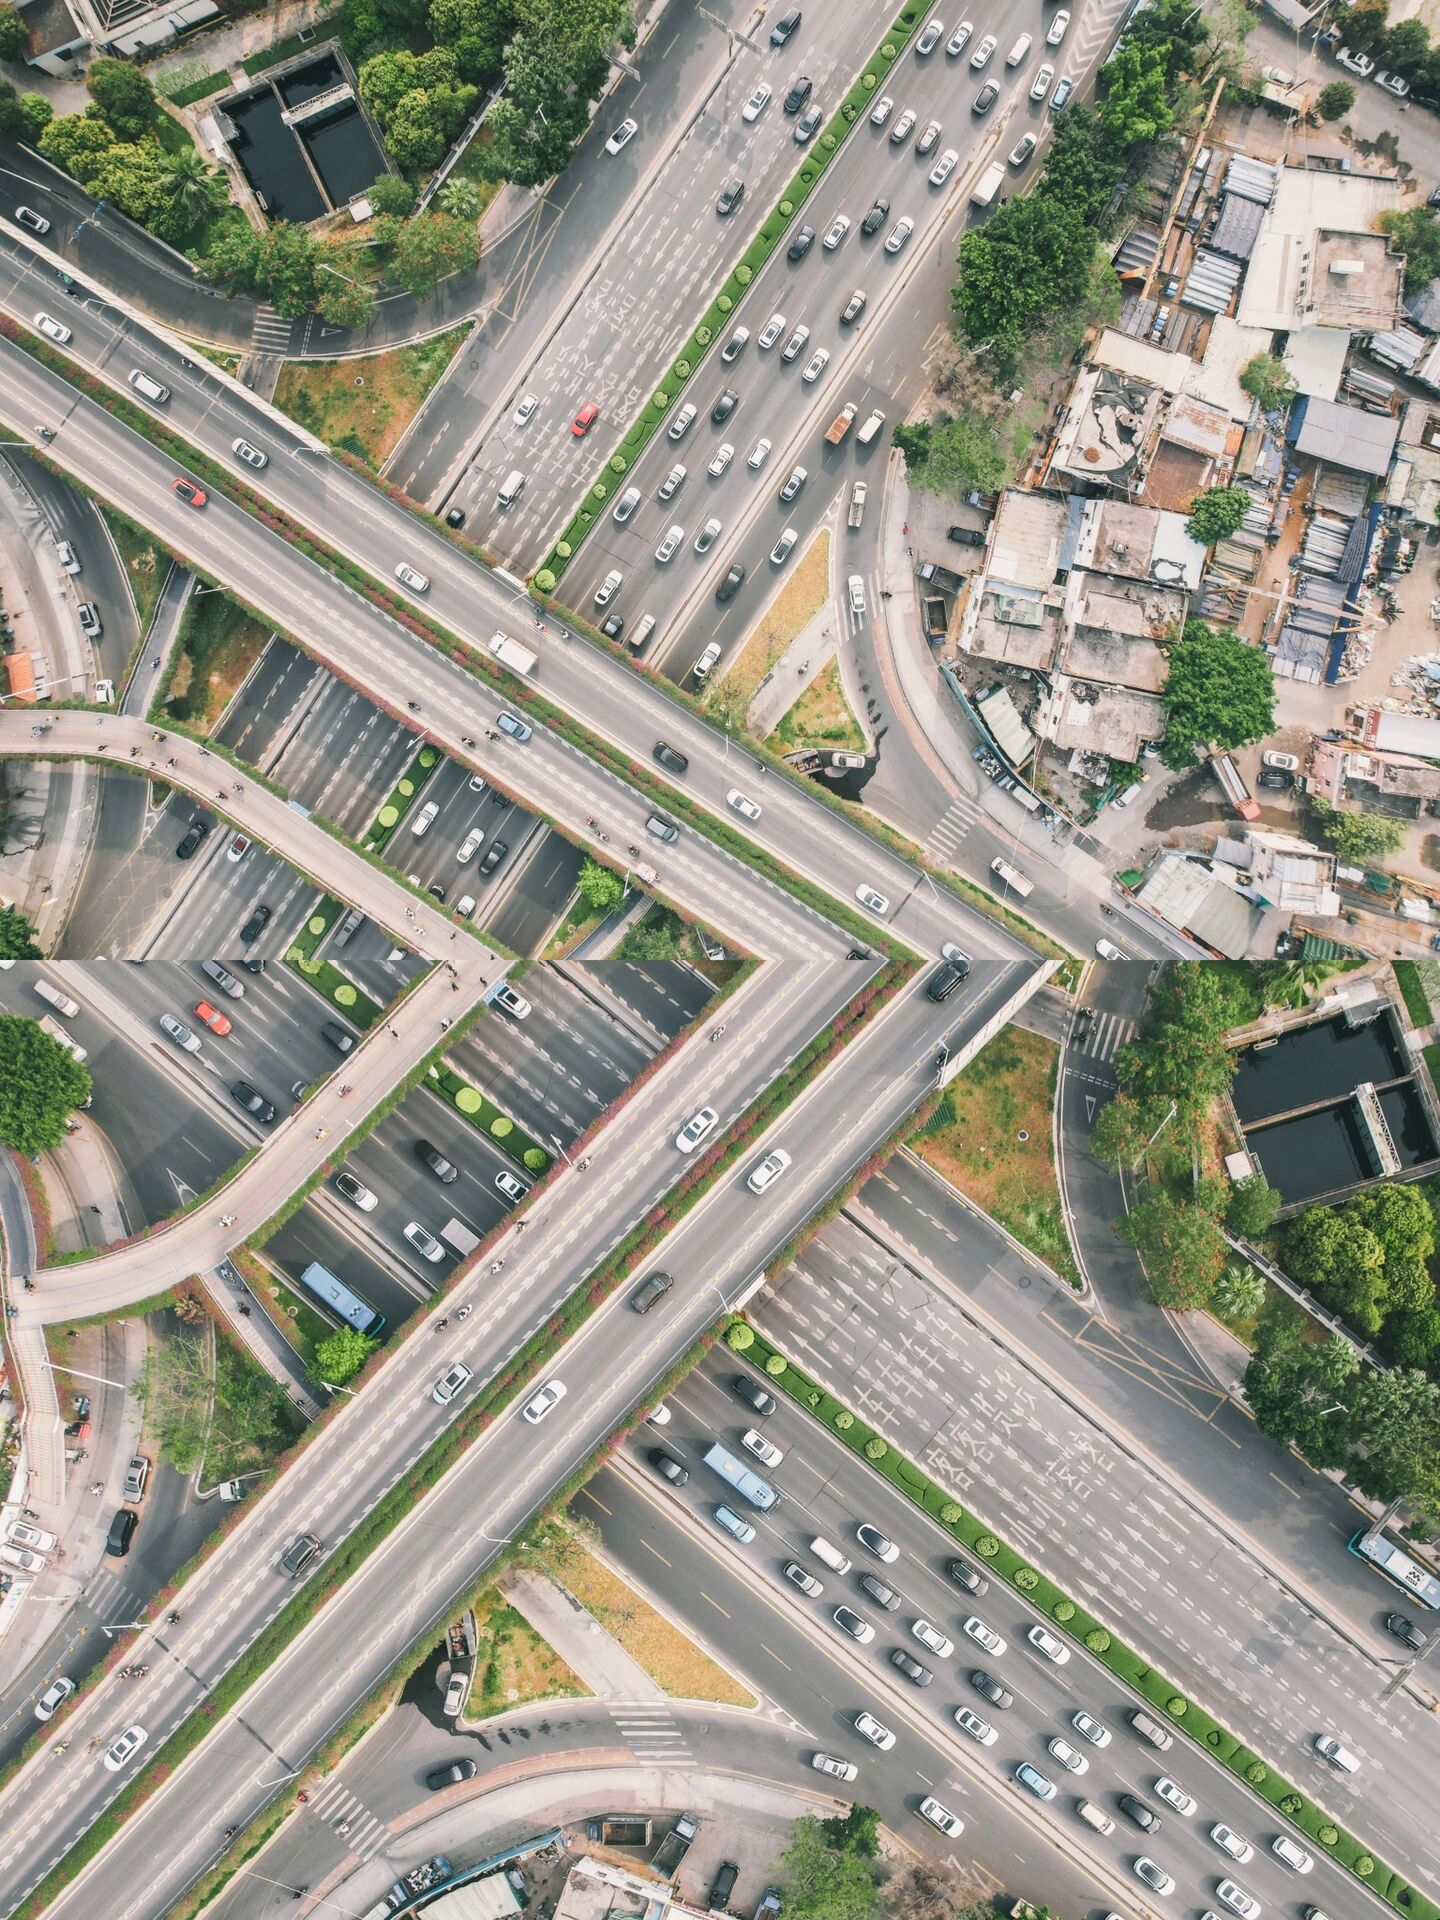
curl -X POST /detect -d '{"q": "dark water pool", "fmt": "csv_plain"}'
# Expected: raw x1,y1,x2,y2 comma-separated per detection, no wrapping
1231,1011,1407,1124
300,102,386,209
226,89,325,224
276,52,344,108
1245,1083,1437,1204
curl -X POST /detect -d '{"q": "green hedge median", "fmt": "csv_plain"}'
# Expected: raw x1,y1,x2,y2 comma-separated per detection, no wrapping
725,1319,1439,1920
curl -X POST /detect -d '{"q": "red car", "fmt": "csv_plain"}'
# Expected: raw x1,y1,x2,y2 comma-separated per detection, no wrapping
173,478,208,507
571,402,600,437
193,1000,232,1036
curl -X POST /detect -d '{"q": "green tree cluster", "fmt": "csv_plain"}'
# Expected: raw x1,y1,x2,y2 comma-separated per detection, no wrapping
1158,618,1275,769
485,0,635,188
779,1812,883,1920
0,1014,91,1154
1227,1173,1281,1240
0,906,41,960
312,1325,380,1387
1186,484,1252,546
84,57,157,139
138,1323,299,1478
1316,79,1356,121
578,857,625,915
0,80,52,143
1239,352,1298,414
1310,796,1406,865
0,1,30,61
1380,207,1440,296
359,46,478,173
1121,1182,1230,1308
952,193,1097,360
1284,1183,1439,1352
892,415,1007,500
39,105,226,248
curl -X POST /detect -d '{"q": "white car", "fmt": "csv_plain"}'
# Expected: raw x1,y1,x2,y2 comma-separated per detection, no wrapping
915,17,944,55
946,21,973,55
521,1378,567,1424
1030,61,1055,100
232,437,267,468
411,800,440,837
822,215,851,250
743,82,772,121
911,1618,953,1657
770,528,798,566
741,1426,783,1467
394,562,429,593
54,540,80,574
1133,1859,1174,1897
1071,1709,1110,1746
1215,1883,1260,1920
432,1361,473,1405
748,437,772,470
857,1522,898,1561
728,788,762,820
675,1106,719,1152
1096,937,1125,961
457,828,485,865
801,348,830,383
1210,1824,1253,1863
962,1615,1005,1655
848,574,866,616
403,1221,445,1264
812,1751,858,1780
33,1676,75,1722
854,1710,895,1750
1154,1776,1195,1815
747,1149,791,1194
708,442,734,478
7,1520,57,1553
856,885,888,916
227,834,249,861
656,524,684,563
970,32,996,66
1272,1835,1312,1873
870,94,894,125
885,217,914,254
1262,749,1299,770
668,401,698,440
1334,46,1374,75
918,1797,964,1838
513,392,540,426
594,568,623,607
605,117,638,153
612,485,642,523
721,325,750,364
443,1670,471,1717
1026,1623,1069,1663
1374,68,1410,96
1047,1737,1087,1773
35,312,71,345
493,983,530,1018
0,1545,44,1572
1046,9,1070,43
928,147,958,186
757,312,786,350
334,1169,378,1212
694,517,722,555
159,1013,201,1053
103,1725,148,1772
1009,133,1038,166
953,1706,997,1744
889,107,917,143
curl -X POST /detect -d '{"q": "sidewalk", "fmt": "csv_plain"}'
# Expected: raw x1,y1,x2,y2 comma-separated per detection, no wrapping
745,605,840,738
502,1567,663,1701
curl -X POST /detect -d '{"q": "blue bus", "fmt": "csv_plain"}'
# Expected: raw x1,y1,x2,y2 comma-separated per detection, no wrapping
298,1260,386,1339
704,1442,778,1510
1347,1529,1440,1611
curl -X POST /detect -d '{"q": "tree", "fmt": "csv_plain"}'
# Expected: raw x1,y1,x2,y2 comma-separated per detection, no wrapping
822,1805,880,1857
618,920,678,961
1118,0,1210,85
1187,485,1252,546
152,148,227,240
1214,1263,1267,1324
1097,40,1173,153
1121,1188,1229,1308
1347,1368,1440,1518
1038,106,1126,224
16,91,50,140
953,194,1097,355
1090,1090,1154,1168
0,906,41,959
0,3,29,61
258,221,320,317
1380,208,1440,296
1285,1205,1387,1335
387,209,476,294
312,1325,379,1387
367,172,417,216
778,1815,883,1920
315,257,377,329
578,857,624,915
0,80,30,139
1316,80,1356,121
1109,962,1261,1138
1340,0,1391,57
1243,1318,1359,1469
1383,1302,1440,1371
1310,798,1405,864
1383,17,1432,78
138,1325,296,1477
385,82,476,171
430,0,511,87
0,1015,91,1153
1159,619,1275,767
1227,1174,1280,1241
437,175,482,220
1239,352,1297,414
86,58,156,139
893,413,1006,499
193,219,264,295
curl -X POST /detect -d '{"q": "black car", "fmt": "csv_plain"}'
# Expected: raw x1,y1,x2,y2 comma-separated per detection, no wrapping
733,1374,776,1417
239,904,271,943
630,1270,674,1313
176,820,209,860
948,1556,989,1595
716,563,746,602
321,1021,356,1054
717,177,745,217
426,1759,477,1790
1386,1612,1425,1650
947,524,986,546
649,1448,689,1486
105,1509,137,1557
415,1139,459,1184
770,6,800,45
711,387,739,424
709,1864,739,1910
480,840,508,874
861,198,890,237
890,1648,933,1686
654,741,690,775
1257,768,1293,789
787,224,815,262
428,881,447,901
927,958,969,1003
969,1668,1012,1708
858,1571,901,1610
973,79,999,112
231,1080,276,1123
783,74,813,114
1118,1793,1161,1833
444,508,465,528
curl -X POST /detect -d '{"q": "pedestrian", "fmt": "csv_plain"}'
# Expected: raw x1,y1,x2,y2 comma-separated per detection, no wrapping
440,1017,452,1030
297,1791,309,1804
449,931,456,941
128,746,139,759
314,1127,328,1141
450,980,459,992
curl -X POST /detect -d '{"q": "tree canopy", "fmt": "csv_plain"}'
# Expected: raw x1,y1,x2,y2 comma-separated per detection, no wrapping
0,3,29,60
85,57,157,139
0,907,41,960
1186,485,1252,546
578,857,625,915
1159,619,1275,768
1380,208,1440,296
1120,1185,1229,1308
953,194,1097,355
1240,353,1297,414
1310,798,1406,864
138,1322,300,1479
893,415,1008,499
0,1015,91,1155
1227,1174,1281,1241
779,1814,883,1920
1244,1316,1360,1470
312,1325,380,1387
1316,80,1356,121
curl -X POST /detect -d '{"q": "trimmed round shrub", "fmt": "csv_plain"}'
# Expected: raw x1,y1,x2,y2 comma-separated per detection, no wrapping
735,265,752,285
522,1148,547,1171
976,1534,1000,1558
1084,1628,1110,1654
864,1436,887,1461
554,542,571,560
308,914,327,936
490,1116,513,1139
1244,1761,1267,1786
1318,1825,1338,1846
1014,1567,1039,1590
806,1389,821,1408
334,984,356,1007
454,1087,481,1114
1167,1696,1189,1719
1356,1857,1375,1878
608,455,626,474
821,133,837,149
764,1354,786,1377
882,41,897,56
376,805,399,829
397,779,415,796
1053,1599,1075,1623
534,569,556,593
1279,1795,1301,1817
653,388,670,407
779,199,795,216
940,1502,962,1524
726,1323,755,1351
717,294,732,313
835,1410,853,1431
417,749,437,766
590,482,608,501
672,361,690,380
695,325,712,345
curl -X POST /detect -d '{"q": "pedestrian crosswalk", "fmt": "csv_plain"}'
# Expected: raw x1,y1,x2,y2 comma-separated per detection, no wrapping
1070,1009,1134,1066
923,795,982,865
610,1704,694,1763
251,304,293,354
88,1572,135,1624
307,1777,390,1860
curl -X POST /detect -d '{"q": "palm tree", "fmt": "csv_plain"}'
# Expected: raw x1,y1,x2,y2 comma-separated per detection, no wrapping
159,148,228,227
437,177,481,222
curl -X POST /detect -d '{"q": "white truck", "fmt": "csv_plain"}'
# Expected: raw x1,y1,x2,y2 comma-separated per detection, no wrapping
971,160,1005,207
847,480,867,529
487,630,537,678
990,855,1034,899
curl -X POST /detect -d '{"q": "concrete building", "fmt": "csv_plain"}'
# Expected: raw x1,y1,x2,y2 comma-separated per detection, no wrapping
1310,735,1440,818
1237,169,1406,336
16,0,218,69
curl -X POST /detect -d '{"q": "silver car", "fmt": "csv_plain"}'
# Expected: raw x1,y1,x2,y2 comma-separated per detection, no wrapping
656,524,685,563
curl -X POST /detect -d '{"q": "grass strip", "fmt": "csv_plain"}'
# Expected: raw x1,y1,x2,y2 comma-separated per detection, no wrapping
728,1319,1439,1920
429,1061,552,1176
241,17,341,76
1393,960,1431,1030
162,71,231,108
363,741,443,852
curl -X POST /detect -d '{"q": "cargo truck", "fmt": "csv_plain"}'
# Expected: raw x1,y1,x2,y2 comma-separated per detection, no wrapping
916,559,965,593
487,630,537,678
971,160,1005,206
990,855,1034,899
651,1812,700,1877
847,481,867,529
825,403,858,445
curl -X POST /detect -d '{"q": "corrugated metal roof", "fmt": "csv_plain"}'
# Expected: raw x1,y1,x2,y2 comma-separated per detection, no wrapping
1290,395,1399,476
1209,193,1266,261
1222,154,1279,205
1366,325,1426,373
1182,250,1243,315
1406,277,1440,334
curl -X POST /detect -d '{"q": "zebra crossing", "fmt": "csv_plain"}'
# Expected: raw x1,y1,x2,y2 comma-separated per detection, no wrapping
610,1703,694,1763
306,1776,391,1860
88,1571,136,1624
1070,1008,1134,1065
922,794,982,866
251,304,294,354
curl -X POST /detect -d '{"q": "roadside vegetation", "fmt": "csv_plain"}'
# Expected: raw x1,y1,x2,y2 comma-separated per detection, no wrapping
703,533,831,733
767,660,866,756
469,1589,589,1717
98,508,170,635
273,328,469,466
162,588,272,730
137,1290,306,1481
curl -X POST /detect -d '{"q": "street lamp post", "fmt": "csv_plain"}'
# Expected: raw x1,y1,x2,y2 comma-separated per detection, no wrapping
101,1620,145,1638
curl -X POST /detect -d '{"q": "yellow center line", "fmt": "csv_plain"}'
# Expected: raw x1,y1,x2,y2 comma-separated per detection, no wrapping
580,1489,612,1516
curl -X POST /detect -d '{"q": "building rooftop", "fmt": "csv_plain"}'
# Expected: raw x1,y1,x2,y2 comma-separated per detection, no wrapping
1062,572,1185,692
1048,365,1164,489
1135,851,1266,958
1161,391,1234,461
1071,497,1206,590
1290,395,1399,477
1244,827,1341,913
1237,166,1404,332
984,489,1072,592
959,580,1063,669
18,0,83,53
1049,681,1165,762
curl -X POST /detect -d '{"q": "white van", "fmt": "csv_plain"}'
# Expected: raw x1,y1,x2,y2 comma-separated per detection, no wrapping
810,1536,852,1575
410,800,440,838
1076,1799,1115,1835
1313,1733,1360,1773
1006,31,1033,63
33,978,79,1018
630,614,657,651
127,370,170,404
856,409,886,446
990,855,1034,899
497,469,526,509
